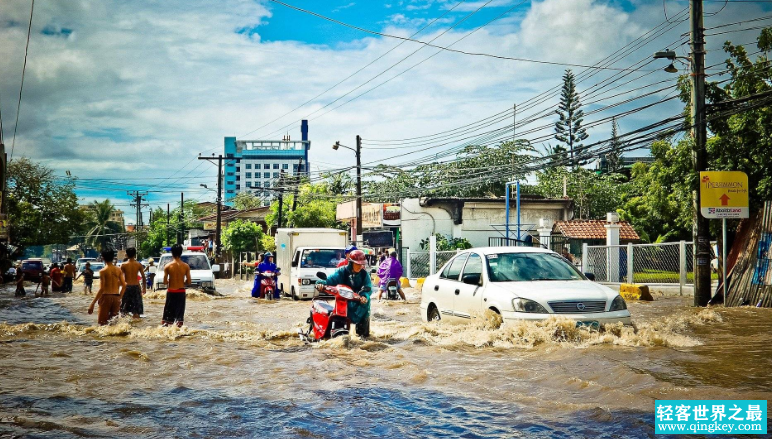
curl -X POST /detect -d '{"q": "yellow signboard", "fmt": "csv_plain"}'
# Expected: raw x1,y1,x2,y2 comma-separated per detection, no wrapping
700,171,749,219
204,221,220,231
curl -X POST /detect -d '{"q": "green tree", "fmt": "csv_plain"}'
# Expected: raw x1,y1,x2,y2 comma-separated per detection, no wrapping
84,199,123,250
532,167,629,220
554,69,588,169
606,117,623,173
232,191,262,210
266,182,342,229
6,158,88,250
365,140,534,200
222,219,264,254
419,234,472,251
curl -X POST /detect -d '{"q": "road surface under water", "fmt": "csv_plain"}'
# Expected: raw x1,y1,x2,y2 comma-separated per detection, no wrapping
0,278,770,438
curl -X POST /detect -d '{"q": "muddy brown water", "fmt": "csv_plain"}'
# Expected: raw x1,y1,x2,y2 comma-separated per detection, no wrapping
0,279,770,438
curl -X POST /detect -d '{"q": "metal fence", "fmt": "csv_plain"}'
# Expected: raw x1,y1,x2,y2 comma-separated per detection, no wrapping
408,251,430,278
583,241,711,290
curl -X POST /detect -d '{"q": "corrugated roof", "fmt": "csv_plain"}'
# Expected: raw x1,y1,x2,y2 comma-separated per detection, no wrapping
553,220,641,241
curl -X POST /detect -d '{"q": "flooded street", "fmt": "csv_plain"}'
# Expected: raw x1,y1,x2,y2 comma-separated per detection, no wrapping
1,279,771,438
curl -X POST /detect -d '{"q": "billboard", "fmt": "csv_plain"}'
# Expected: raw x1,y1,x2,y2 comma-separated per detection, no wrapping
383,203,401,226
362,203,383,229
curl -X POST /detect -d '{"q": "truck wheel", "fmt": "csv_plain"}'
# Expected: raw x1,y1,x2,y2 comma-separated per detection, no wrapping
291,287,298,301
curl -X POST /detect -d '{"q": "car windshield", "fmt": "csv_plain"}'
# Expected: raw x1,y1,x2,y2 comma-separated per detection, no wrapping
90,264,104,271
300,249,343,268
486,252,584,282
22,262,42,270
158,255,210,271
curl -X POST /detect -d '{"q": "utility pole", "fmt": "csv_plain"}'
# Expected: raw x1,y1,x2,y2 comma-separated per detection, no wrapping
178,192,184,245
291,158,302,217
691,0,710,307
128,190,149,255
199,154,224,258
166,203,170,246
356,135,362,245
513,103,516,141
277,170,285,229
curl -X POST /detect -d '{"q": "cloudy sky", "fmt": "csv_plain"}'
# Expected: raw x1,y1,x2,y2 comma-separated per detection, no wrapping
0,0,767,223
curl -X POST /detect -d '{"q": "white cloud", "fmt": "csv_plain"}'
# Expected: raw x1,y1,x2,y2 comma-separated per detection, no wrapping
0,0,766,209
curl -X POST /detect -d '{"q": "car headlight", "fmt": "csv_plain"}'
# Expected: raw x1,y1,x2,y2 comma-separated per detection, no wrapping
302,279,311,285
609,295,627,311
201,281,214,288
512,298,549,314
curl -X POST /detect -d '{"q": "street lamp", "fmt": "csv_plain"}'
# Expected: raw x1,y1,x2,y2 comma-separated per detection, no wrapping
333,137,362,245
653,50,689,73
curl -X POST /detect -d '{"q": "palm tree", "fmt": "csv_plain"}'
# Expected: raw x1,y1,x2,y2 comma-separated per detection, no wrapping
85,199,122,250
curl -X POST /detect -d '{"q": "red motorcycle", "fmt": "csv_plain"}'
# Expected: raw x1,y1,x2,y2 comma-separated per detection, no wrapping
259,271,277,300
299,272,361,341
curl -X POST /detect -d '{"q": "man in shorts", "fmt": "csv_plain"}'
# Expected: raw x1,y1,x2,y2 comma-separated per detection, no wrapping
120,248,146,319
161,244,191,327
62,258,77,293
76,262,94,294
88,249,126,325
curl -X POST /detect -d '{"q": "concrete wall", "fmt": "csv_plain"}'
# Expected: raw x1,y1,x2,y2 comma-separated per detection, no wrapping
400,198,572,252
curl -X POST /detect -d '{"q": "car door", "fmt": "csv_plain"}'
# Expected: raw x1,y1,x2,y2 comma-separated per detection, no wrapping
430,253,469,322
453,252,484,320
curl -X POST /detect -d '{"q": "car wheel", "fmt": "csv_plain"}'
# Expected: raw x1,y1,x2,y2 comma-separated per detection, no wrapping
427,304,441,322
291,287,298,301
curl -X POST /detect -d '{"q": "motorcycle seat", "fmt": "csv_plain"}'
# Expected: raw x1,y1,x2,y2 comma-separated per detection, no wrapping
313,301,334,315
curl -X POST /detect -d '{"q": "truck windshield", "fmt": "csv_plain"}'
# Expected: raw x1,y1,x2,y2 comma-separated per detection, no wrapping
158,255,210,271
300,249,344,268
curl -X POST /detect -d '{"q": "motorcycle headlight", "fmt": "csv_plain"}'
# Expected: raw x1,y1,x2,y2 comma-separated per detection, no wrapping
609,295,627,311
512,298,549,314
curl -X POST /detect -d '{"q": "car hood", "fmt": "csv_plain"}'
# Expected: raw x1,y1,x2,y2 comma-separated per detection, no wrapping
488,280,618,302
190,269,214,279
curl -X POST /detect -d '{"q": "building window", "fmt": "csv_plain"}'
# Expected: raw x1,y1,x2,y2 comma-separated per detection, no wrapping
246,182,252,188
255,181,261,188
226,153,234,158
227,190,234,194
265,182,271,188
263,164,270,169
298,165,305,172
264,172,270,178
236,167,240,172
246,172,251,178
282,163,289,170
273,172,279,178
246,164,251,169
236,176,240,181
227,172,234,177
236,184,240,190
273,163,279,169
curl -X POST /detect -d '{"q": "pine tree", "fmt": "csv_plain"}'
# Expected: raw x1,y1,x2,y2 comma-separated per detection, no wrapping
605,116,623,173
554,69,588,169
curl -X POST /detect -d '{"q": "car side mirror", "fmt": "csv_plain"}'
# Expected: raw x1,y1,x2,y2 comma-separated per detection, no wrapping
462,274,481,285
211,264,221,273
316,271,327,280
584,272,596,281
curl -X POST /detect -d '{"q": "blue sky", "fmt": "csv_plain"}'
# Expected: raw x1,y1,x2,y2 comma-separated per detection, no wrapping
0,0,768,222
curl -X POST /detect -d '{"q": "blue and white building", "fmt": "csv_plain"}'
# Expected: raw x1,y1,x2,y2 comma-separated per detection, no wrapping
223,120,310,206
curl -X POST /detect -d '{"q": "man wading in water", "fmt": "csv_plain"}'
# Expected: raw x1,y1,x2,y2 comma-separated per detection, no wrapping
63,258,76,293
120,248,146,319
88,249,126,325
161,244,191,327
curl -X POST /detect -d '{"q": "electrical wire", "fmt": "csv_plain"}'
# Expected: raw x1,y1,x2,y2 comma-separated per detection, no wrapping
10,0,35,161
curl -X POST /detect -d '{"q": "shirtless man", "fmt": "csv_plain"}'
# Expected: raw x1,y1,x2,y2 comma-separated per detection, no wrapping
62,258,77,293
161,244,191,327
88,249,126,325
120,248,146,319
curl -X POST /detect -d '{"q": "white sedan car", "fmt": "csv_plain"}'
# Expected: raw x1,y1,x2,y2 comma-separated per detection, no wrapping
420,247,631,326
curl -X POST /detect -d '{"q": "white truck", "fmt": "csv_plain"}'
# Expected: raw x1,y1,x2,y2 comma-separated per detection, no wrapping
275,228,349,300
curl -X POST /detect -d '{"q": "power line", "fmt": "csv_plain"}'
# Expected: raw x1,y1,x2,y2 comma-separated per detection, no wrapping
266,0,658,71
239,0,469,138
10,0,35,161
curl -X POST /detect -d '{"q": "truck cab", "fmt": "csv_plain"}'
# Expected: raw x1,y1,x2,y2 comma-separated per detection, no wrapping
275,228,348,300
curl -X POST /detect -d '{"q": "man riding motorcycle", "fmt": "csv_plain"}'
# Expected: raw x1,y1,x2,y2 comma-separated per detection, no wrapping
252,252,280,298
377,250,406,301
315,249,372,337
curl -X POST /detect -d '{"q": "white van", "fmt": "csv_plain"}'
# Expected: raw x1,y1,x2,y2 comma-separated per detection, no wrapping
154,248,221,294
275,228,348,300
